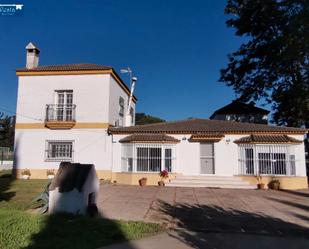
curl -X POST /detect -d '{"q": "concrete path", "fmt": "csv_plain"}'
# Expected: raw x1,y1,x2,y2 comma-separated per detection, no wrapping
99,232,191,249
98,185,309,248
98,185,309,229
99,230,309,249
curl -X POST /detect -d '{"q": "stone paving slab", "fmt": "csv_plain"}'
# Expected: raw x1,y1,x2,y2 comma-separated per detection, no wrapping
98,185,309,233
99,230,309,249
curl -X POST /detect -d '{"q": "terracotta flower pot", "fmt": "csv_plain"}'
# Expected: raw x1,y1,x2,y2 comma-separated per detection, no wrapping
139,178,147,186
158,180,165,187
22,175,30,180
257,183,265,190
268,182,280,190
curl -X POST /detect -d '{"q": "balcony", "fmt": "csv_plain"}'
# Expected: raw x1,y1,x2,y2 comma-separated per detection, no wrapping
45,104,76,129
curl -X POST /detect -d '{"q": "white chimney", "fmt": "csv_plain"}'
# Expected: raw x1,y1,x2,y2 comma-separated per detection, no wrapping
25,42,40,69
124,76,137,127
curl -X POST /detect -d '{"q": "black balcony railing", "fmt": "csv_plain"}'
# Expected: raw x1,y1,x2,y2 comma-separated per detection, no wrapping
45,104,76,122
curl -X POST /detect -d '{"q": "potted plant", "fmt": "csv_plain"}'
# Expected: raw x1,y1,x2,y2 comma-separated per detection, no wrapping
46,169,55,179
268,179,280,190
21,169,31,180
256,175,265,190
158,170,169,186
138,177,147,186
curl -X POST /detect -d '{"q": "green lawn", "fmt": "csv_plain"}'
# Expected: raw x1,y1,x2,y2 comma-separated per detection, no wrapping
0,170,163,249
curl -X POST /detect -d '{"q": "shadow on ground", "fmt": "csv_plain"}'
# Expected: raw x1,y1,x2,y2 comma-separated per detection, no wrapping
157,200,309,249
279,189,309,198
0,138,18,202
20,179,143,249
22,212,138,249
0,170,15,201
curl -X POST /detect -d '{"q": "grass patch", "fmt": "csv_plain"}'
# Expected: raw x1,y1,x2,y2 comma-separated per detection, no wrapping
0,170,164,249
0,170,48,210
0,209,162,249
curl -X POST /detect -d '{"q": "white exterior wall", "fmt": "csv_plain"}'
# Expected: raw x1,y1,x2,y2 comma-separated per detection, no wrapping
108,77,136,127
110,134,123,172
16,74,111,123
14,129,112,170
111,133,307,177
173,135,200,175
14,73,131,172
289,134,307,176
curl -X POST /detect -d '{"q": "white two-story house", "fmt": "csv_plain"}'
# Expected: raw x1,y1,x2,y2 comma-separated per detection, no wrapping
14,43,308,190
14,42,136,180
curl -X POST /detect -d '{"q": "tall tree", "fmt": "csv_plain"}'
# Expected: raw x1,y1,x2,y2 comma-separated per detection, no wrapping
0,113,15,149
135,113,165,125
220,0,309,127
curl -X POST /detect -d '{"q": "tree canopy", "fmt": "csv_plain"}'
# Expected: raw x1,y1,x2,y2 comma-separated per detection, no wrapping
0,113,15,149
220,0,309,127
135,113,165,125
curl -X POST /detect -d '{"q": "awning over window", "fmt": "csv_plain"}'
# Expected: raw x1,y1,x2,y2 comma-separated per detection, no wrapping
188,133,224,143
119,134,180,143
234,134,302,144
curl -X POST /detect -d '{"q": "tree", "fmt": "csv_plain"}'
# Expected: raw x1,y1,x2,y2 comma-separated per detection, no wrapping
220,0,309,127
135,113,165,125
0,113,15,149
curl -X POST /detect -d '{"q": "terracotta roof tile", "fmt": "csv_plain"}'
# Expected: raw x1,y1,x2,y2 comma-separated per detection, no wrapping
110,119,306,134
119,134,180,143
16,63,137,101
16,63,112,72
234,135,303,144
188,133,225,142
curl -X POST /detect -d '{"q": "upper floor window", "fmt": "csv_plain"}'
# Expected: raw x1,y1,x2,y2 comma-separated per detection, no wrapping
55,90,73,106
119,97,125,117
46,90,75,122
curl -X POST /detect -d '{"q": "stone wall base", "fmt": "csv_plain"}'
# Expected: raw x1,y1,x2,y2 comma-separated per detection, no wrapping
13,169,180,186
239,176,308,190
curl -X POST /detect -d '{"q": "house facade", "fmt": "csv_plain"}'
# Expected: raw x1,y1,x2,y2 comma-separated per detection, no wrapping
14,43,136,180
109,119,308,189
14,43,308,189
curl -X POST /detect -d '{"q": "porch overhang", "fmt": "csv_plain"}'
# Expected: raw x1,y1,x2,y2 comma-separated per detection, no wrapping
234,134,302,144
119,133,180,144
188,133,224,143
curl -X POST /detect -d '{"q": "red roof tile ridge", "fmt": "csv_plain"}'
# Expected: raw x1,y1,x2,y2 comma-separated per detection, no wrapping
127,118,202,129
16,63,113,71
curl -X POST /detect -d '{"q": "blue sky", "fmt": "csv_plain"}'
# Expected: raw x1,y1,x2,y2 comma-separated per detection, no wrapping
0,0,255,121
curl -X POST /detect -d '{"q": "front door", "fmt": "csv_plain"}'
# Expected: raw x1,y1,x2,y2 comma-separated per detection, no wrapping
200,143,215,174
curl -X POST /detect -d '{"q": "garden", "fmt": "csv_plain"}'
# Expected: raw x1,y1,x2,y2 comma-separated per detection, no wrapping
0,170,163,249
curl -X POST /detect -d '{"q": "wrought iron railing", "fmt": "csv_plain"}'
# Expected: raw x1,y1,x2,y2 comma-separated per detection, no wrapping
121,143,175,172
45,104,76,122
238,144,296,176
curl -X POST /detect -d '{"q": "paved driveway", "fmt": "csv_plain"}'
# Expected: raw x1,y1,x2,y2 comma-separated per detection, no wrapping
98,185,309,248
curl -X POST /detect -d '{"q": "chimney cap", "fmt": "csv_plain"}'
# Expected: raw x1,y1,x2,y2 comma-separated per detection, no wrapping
26,42,40,52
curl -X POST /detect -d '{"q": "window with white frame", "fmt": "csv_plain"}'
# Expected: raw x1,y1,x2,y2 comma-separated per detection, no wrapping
55,90,74,121
121,143,175,172
238,144,296,176
119,97,125,117
45,141,74,161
